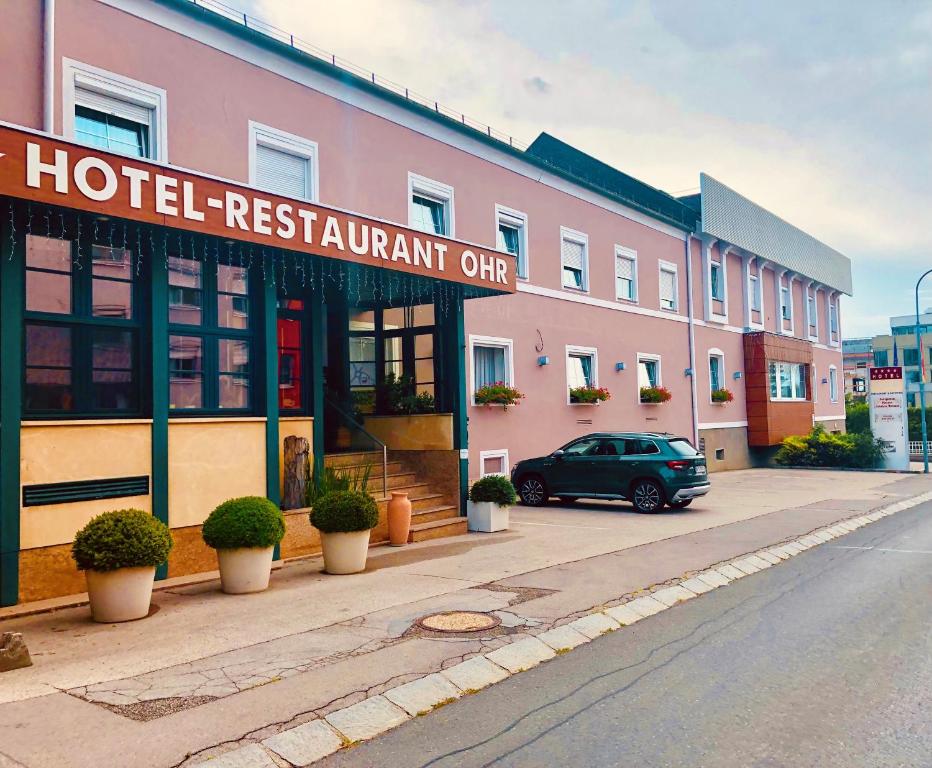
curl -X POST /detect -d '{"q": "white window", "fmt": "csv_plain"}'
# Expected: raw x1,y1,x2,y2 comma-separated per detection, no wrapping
566,345,598,402
615,246,637,302
408,173,454,236
637,353,662,397
560,228,588,291
829,366,838,402
769,362,808,401
495,205,528,280
710,261,725,301
479,449,509,477
781,286,791,320
659,262,678,311
469,335,514,403
807,293,817,328
749,273,762,312
63,58,167,161
249,122,318,201
709,349,724,394
830,301,839,336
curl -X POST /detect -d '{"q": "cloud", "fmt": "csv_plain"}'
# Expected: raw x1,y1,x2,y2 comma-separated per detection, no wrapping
524,76,551,95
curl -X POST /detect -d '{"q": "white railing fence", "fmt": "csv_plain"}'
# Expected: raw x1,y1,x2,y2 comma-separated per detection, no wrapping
908,441,932,456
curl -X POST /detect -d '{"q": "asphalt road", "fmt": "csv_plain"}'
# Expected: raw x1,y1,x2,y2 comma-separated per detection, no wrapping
320,502,932,768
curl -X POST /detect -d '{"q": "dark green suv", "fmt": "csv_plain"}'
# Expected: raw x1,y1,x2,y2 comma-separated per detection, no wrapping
510,432,709,513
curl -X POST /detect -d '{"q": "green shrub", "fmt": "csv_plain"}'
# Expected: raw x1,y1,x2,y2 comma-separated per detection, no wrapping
774,425,885,469
845,400,870,435
310,490,379,533
72,509,173,572
469,475,518,506
377,373,435,414
202,496,285,550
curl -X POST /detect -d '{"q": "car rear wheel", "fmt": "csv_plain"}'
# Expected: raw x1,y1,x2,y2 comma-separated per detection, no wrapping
518,475,548,507
668,499,692,509
631,479,665,513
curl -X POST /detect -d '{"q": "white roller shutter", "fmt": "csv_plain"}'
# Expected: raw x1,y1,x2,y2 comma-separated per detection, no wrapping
255,144,309,200
615,255,634,280
75,86,152,126
561,238,585,271
660,269,676,308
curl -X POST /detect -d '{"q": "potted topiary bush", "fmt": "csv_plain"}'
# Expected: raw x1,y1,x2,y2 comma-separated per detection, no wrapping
202,496,286,594
310,490,379,574
467,475,518,532
71,509,173,623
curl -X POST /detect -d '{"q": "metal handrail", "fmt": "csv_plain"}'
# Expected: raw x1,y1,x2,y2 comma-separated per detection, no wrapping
325,397,388,499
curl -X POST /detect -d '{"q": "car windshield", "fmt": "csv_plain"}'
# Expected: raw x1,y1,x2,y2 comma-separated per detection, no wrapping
668,438,699,457
562,438,600,456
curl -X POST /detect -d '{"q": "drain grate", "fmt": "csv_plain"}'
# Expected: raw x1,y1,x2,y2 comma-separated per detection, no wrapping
415,611,501,633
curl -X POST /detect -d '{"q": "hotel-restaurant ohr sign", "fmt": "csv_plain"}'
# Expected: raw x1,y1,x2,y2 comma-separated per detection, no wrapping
0,124,515,292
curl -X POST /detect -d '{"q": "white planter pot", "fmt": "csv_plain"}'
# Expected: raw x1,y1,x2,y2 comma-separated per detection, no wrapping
320,530,371,574
467,501,510,533
216,546,274,594
85,566,155,623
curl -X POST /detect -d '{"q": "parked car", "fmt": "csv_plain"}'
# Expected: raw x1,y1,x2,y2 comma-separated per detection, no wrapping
510,432,709,513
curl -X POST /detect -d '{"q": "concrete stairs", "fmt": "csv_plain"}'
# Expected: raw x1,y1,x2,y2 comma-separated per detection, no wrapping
323,451,466,542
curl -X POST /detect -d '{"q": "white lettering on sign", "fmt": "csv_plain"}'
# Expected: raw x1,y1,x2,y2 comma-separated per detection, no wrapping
11,138,515,291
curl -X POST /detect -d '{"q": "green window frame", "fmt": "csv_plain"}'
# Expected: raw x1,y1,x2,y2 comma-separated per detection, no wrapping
23,234,142,417
168,254,255,414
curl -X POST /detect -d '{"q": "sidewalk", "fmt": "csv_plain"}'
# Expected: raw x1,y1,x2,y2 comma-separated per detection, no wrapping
0,468,928,768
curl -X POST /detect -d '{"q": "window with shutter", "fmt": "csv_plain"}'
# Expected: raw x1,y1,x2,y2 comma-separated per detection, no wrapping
561,233,587,290
615,251,636,301
255,144,310,200
660,267,677,310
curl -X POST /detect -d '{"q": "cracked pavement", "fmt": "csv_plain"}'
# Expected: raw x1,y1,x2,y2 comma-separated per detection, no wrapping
0,469,928,768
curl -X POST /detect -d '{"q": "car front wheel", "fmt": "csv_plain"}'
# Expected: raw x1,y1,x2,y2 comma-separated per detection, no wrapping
631,479,665,513
518,475,548,507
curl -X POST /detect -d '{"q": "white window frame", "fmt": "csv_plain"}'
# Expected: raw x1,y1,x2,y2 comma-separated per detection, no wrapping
708,348,725,400
637,352,662,404
769,361,809,402
749,271,762,313
494,204,529,281
809,285,821,341
710,260,725,302
560,226,589,292
62,57,168,162
812,364,818,404
829,296,840,345
408,172,455,236
468,335,515,406
658,260,679,312
829,365,838,402
479,449,510,478
248,121,319,202
614,245,638,303
566,344,598,405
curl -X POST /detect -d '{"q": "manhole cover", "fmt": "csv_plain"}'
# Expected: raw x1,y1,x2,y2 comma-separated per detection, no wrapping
416,611,501,633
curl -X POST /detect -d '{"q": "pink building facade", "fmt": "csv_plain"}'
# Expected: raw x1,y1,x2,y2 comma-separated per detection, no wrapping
0,0,851,604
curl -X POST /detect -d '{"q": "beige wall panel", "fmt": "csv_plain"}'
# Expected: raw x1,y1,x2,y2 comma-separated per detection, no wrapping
20,421,152,549
168,419,266,528
364,414,454,451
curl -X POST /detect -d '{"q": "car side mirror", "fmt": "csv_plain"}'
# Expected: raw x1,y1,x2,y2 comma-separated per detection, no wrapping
552,449,565,460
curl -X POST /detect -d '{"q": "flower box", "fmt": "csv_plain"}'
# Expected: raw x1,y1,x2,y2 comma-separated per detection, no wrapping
639,386,672,404
711,388,734,404
569,385,611,404
475,382,524,410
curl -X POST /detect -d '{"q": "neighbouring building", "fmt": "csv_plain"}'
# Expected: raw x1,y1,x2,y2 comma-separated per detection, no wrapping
0,0,850,606
843,337,873,399
870,313,932,407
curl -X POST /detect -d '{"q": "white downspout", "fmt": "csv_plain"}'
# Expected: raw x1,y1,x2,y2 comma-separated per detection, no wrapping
685,234,700,447
43,0,55,133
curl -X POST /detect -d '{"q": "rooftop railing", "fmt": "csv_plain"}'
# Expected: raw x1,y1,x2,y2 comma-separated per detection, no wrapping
186,0,529,151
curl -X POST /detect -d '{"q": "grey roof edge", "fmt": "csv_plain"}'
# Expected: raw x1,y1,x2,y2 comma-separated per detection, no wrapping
699,173,853,296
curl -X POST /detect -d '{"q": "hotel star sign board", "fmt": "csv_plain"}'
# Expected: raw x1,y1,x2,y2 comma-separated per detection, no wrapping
0,123,515,293
868,366,908,471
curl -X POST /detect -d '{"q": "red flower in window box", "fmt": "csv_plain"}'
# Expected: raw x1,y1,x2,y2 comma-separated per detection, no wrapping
569,385,611,404
711,388,734,403
475,382,524,410
639,386,672,404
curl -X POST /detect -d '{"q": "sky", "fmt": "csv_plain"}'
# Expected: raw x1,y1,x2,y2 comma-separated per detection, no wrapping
248,0,931,338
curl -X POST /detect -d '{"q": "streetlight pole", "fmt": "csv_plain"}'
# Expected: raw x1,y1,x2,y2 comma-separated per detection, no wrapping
914,269,932,473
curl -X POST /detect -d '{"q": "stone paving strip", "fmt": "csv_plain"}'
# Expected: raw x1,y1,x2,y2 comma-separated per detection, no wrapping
194,491,932,768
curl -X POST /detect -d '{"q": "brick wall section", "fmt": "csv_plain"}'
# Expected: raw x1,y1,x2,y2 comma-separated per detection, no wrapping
744,332,814,446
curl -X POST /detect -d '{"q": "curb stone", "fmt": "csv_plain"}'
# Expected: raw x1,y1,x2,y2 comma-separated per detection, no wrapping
245,490,927,766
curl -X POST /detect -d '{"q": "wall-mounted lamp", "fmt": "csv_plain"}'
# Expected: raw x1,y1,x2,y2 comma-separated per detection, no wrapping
684,368,694,377
615,362,626,372
821,377,828,384
537,355,550,366
733,371,743,380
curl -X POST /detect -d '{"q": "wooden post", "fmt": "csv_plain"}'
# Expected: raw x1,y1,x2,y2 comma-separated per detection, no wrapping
282,435,309,510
